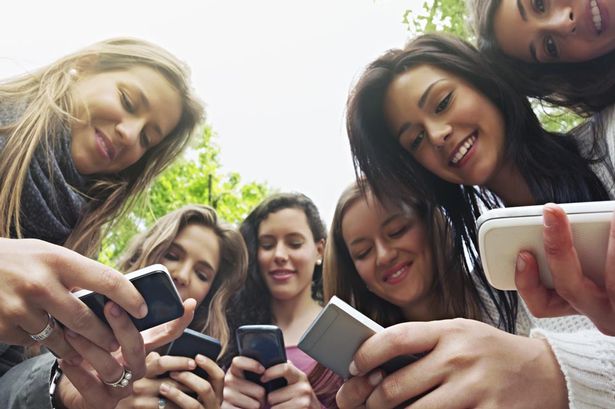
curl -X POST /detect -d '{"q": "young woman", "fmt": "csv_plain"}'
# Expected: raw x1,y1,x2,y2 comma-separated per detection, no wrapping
328,180,615,408
114,204,247,409
222,193,340,409
0,37,203,409
468,0,615,112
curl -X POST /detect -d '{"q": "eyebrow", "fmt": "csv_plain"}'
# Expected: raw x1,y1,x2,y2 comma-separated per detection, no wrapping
396,78,445,140
516,0,527,21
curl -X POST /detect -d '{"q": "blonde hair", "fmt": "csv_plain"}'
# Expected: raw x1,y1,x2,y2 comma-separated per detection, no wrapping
0,37,204,256
118,204,248,359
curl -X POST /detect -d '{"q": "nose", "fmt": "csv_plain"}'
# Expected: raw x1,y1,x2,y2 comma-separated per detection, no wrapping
273,243,288,264
115,117,145,147
375,239,397,267
425,120,452,149
547,6,576,35
171,262,191,287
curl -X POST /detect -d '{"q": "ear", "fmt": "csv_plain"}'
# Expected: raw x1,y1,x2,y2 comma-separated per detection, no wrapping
315,238,325,262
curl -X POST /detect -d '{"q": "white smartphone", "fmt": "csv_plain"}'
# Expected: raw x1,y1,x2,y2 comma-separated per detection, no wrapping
477,201,615,291
72,264,184,331
298,296,420,379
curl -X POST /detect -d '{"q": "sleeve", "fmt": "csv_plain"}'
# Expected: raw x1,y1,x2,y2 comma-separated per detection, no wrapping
0,352,55,409
528,311,615,408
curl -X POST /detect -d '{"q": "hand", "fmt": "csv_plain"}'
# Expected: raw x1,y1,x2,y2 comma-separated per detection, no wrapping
262,361,320,409
221,356,266,409
337,319,567,409
0,238,147,362
117,349,224,409
515,203,615,335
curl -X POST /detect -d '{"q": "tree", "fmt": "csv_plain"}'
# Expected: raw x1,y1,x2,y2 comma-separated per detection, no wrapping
98,125,271,265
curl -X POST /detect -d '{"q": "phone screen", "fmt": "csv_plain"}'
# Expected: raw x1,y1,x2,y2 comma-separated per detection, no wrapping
236,325,288,392
79,270,184,332
163,329,222,380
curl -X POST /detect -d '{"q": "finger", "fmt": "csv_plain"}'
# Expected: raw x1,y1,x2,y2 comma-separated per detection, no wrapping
104,301,146,379
64,328,125,386
604,208,615,312
222,376,265,409
60,359,132,409
350,321,435,376
195,354,224,400
159,381,202,409
515,251,577,317
229,356,265,377
261,361,302,384
149,354,197,377
170,371,219,408
337,374,379,409
18,311,81,362
393,382,468,409
143,299,196,352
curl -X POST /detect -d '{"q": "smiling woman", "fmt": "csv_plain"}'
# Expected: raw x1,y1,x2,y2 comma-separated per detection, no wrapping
469,0,615,112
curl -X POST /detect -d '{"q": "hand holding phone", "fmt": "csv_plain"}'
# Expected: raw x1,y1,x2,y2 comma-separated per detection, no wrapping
236,325,288,393
298,296,421,378
162,328,222,380
73,264,184,332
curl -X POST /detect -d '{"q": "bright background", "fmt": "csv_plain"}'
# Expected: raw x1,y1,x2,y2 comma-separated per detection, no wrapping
0,0,418,224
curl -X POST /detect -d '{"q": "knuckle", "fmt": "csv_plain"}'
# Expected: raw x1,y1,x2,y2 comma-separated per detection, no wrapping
98,268,124,294
379,376,402,406
69,305,94,332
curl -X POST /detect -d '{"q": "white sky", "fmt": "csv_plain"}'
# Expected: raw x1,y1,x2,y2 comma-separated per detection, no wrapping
1,0,420,225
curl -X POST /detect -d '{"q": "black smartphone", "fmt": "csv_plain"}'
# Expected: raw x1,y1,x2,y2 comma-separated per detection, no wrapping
161,328,222,380
236,325,288,393
72,264,184,332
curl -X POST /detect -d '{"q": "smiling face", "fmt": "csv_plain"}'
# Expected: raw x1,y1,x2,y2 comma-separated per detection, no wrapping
159,223,220,306
257,208,324,302
494,0,615,63
70,65,182,175
384,64,507,187
341,192,434,313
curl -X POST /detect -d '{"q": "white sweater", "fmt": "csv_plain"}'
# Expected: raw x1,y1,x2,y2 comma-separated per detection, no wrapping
478,284,615,408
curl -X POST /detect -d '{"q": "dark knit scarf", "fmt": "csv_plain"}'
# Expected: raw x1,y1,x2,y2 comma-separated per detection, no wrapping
0,127,88,245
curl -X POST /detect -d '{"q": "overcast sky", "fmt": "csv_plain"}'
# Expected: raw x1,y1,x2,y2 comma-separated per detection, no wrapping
1,0,419,225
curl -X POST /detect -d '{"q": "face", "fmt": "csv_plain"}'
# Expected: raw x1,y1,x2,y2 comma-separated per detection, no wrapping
160,223,220,306
384,64,507,187
257,208,324,302
70,65,182,175
341,193,434,312
494,0,615,63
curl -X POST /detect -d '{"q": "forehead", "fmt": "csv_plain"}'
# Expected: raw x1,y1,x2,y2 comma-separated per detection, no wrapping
342,194,405,238
258,208,312,237
174,224,220,266
493,0,533,61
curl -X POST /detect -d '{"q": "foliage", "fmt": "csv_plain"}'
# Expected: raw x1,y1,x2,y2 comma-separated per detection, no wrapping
403,0,468,38
99,126,271,265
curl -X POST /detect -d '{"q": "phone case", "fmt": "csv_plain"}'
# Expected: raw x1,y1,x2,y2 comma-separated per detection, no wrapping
236,325,288,393
298,296,420,378
163,328,222,380
477,201,615,290
72,264,184,331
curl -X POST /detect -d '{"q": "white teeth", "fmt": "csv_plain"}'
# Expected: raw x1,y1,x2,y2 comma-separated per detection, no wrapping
591,0,603,31
451,134,476,165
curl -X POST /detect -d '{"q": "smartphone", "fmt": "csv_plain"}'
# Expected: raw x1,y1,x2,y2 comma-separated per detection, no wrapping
477,201,614,290
236,325,288,393
298,296,421,379
72,264,184,332
162,328,222,380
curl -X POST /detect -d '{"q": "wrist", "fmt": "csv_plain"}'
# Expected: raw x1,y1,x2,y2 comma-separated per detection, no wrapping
531,338,568,409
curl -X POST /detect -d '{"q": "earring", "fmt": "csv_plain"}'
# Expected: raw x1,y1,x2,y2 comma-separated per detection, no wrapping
67,68,78,78
315,259,322,266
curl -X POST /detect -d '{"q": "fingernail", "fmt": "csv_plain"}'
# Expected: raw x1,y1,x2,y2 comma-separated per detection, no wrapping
188,359,196,369
160,382,170,393
68,355,82,366
368,371,383,386
109,340,120,352
349,360,359,376
109,303,122,317
139,303,148,318
169,371,179,379
65,329,78,338
543,207,556,228
516,253,526,272
196,354,206,364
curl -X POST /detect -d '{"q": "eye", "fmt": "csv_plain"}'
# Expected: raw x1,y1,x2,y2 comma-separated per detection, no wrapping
409,130,425,152
195,270,210,282
435,92,452,114
543,36,558,59
389,225,409,238
289,241,303,249
353,247,372,260
532,0,545,13
140,130,151,149
259,241,274,250
119,89,135,113
163,251,179,261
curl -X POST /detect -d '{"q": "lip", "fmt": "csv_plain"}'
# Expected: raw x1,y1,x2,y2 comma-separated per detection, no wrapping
587,0,609,35
447,131,477,168
381,262,410,285
94,129,117,162
269,269,295,282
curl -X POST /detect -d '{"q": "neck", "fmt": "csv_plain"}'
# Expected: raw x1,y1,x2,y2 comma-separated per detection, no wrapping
400,291,448,322
486,160,534,206
271,286,321,346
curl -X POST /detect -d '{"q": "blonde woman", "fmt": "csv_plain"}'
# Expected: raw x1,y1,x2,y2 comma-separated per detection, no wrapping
0,37,203,409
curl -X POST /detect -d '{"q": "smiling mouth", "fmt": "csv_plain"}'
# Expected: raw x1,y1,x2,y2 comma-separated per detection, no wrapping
591,0,603,33
383,263,409,284
449,132,477,166
95,129,116,161
270,270,294,280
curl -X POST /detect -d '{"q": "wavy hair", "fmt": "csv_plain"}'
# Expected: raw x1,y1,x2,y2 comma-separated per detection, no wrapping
0,37,204,256
118,204,247,359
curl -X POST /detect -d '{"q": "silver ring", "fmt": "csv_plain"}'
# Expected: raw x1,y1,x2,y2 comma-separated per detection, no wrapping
29,313,56,342
158,397,167,409
103,367,133,388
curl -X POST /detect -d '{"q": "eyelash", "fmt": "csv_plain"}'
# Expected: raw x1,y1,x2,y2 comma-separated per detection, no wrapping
120,89,151,149
408,92,452,152
435,92,452,113
532,0,545,13
543,36,558,59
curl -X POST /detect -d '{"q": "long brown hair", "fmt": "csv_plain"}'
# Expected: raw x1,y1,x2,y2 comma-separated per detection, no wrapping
118,204,247,359
0,37,204,257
